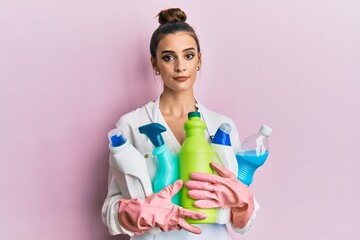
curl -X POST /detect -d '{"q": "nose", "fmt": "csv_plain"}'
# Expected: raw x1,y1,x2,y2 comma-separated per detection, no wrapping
174,59,186,72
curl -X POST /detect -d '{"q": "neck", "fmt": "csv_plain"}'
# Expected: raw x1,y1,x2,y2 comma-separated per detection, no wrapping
159,90,197,118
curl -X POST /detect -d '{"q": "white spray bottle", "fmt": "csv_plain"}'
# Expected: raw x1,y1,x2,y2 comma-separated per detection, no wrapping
108,128,153,199
210,122,238,224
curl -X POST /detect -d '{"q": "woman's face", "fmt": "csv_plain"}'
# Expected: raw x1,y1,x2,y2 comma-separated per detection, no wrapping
152,32,201,93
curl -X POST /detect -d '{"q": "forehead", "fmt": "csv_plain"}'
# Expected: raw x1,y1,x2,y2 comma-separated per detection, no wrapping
157,32,197,53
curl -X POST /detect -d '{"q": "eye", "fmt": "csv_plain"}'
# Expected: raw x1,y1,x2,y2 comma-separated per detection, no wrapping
162,55,174,62
185,53,194,60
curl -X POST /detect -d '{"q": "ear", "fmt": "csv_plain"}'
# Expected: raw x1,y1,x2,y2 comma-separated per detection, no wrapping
151,57,158,71
198,52,202,68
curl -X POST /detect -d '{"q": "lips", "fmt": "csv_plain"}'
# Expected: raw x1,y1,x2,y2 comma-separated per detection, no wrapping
173,76,189,81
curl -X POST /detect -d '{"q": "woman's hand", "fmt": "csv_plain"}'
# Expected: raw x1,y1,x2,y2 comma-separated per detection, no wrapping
185,162,255,228
118,180,207,235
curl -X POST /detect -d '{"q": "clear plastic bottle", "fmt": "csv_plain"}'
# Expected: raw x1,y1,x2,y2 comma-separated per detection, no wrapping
236,125,272,186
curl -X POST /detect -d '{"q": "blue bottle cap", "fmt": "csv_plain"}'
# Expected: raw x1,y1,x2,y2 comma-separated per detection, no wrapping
108,129,127,147
212,123,232,146
110,134,126,147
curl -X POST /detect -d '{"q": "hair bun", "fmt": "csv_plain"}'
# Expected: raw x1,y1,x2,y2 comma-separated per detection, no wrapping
158,8,187,25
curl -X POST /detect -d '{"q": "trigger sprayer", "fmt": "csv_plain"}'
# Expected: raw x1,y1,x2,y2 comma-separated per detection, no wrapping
139,123,180,205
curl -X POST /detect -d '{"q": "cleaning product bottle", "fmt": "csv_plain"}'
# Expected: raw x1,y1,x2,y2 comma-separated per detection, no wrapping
108,128,153,199
179,111,216,224
211,123,238,174
210,122,239,224
236,125,272,186
138,123,180,205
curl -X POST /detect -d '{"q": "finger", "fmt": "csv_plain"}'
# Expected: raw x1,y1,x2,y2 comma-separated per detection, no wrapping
158,180,183,198
194,199,221,208
170,179,184,195
210,162,235,178
185,180,215,191
179,207,208,220
189,172,220,183
158,223,181,232
178,218,202,234
188,190,218,201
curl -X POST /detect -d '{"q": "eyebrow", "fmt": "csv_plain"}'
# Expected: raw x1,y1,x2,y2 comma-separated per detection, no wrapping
161,47,196,55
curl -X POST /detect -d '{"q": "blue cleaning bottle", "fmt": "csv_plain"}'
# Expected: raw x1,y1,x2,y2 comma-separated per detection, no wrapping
139,123,180,205
236,125,272,186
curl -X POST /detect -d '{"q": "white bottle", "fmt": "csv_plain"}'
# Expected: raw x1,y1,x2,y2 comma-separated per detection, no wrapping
211,123,238,174
210,123,239,224
108,129,153,199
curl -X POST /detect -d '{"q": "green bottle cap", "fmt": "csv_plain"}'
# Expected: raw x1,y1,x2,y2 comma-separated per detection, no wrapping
188,111,200,118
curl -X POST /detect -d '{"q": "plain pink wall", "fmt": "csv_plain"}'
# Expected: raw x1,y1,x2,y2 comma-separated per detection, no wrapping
1,1,359,240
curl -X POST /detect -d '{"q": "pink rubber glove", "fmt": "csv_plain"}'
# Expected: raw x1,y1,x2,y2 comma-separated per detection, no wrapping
118,180,207,235
185,162,255,228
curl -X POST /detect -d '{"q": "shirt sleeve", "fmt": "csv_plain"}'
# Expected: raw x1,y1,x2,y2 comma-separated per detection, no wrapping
101,165,135,236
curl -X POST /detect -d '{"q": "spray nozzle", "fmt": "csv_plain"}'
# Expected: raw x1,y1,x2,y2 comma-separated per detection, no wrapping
138,123,167,147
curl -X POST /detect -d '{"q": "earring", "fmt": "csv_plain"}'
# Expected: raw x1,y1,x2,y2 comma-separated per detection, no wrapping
196,67,200,71
155,70,160,75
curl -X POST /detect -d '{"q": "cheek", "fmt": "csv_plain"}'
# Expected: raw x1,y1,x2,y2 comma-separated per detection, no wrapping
158,64,171,73
186,61,197,71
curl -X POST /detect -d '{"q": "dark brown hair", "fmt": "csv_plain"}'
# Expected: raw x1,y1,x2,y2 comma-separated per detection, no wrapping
150,8,201,58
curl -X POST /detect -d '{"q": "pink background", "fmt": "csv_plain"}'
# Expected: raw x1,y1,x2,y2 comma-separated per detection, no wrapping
1,1,359,239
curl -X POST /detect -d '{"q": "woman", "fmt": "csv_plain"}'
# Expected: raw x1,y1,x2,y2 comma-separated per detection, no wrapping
102,8,259,240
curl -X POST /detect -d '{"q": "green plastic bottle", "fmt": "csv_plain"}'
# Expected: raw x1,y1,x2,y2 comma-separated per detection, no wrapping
179,111,216,224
